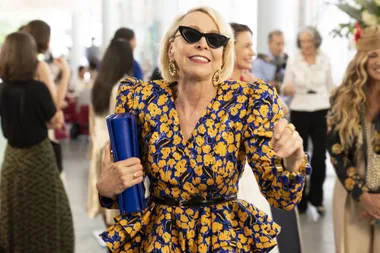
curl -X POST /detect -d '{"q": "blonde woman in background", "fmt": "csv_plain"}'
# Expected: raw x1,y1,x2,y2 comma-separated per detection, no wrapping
327,25,380,253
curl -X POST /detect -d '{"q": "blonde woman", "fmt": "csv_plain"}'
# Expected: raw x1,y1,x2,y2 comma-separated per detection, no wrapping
97,7,310,252
327,26,380,253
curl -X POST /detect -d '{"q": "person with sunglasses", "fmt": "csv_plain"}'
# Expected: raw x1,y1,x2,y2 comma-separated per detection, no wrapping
96,6,310,253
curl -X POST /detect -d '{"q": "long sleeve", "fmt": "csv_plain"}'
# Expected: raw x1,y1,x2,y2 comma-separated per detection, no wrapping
132,60,144,80
114,76,141,114
243,80,306,211
251,59,268,81
281,58,294,91
327,126,367,201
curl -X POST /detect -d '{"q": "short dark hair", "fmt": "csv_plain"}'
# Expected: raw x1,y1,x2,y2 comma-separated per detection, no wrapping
18,25,26,32
24,20,51,53
78,66,85,72
113,28,135,41
0,32,38,81
268,30,284,42
229,23,252,41
297,26,322,49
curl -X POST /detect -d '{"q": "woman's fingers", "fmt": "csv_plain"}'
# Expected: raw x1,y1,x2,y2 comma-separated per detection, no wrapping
111,158,144,192
120,171,144,190
117,157,142,168
100,143,144,195
273,128,293,154
101,144,113,173
277,131,303,158
273,118,288,141
273,119,303,159
114,160,143,176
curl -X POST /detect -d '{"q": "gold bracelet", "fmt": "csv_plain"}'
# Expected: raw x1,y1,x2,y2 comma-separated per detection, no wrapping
274,154,311,185
298,153,310,174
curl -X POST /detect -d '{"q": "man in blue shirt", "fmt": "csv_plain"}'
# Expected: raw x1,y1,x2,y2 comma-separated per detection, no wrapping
252,30,287,93
113,28,144,80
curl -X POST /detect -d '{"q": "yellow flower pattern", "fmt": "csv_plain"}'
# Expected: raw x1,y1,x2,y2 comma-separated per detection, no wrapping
100,77,306,253
327,125,369,201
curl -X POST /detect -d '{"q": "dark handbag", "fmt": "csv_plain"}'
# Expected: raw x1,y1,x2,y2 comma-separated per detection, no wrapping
51,140,63,173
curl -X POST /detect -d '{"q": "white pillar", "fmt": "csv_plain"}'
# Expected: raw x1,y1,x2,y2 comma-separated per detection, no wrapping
70,12,83,80
256,0,301,56
102,0,113,55
101,0,123,55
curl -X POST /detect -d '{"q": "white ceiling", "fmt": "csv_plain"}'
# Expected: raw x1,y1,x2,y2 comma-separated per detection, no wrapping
0,0,96,14
0,0,81,10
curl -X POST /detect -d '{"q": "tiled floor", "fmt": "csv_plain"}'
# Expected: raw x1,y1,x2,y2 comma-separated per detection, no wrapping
2,139,337,253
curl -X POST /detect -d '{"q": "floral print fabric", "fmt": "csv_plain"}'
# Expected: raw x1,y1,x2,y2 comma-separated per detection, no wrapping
100,77,305,252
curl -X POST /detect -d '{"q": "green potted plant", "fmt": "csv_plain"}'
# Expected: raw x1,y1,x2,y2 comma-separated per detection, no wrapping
331,0,380,41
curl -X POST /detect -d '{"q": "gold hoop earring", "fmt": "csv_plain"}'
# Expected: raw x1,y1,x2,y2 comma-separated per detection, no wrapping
169,60,176,77
212,69,222,87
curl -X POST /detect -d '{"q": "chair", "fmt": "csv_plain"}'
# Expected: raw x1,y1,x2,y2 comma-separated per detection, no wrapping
78,105,89,136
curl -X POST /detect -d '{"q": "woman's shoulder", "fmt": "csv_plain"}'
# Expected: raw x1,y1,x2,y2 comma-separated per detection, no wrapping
220,79,277,97
118,77,169,92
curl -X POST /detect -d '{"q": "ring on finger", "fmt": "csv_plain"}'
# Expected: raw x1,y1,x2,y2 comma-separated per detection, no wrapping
286,123,296,134
133,172,138,179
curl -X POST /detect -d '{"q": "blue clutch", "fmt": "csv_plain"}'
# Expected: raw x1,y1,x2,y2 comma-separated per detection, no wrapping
106,113,146,214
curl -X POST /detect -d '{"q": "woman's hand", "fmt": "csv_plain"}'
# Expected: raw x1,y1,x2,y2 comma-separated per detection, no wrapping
360,211,378,225
96,144,144,198
271,118,305,172
282,84,295,96
53,57,70,76
278,97,289,116
359,192,380,220
47,110,64,129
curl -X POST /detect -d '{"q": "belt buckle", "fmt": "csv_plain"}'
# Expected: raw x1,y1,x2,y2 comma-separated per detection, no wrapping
178,200,186,208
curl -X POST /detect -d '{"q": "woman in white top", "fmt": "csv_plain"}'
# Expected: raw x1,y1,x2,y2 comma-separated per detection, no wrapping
282,26,335,215
87,37,134,229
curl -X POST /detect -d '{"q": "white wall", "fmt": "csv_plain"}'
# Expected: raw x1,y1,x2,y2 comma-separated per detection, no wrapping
115,0,258,79
257,0,301,57
303,0,356,85
0,0,356,84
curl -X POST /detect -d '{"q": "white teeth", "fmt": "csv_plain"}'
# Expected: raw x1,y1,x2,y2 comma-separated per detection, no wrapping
190,56,209,62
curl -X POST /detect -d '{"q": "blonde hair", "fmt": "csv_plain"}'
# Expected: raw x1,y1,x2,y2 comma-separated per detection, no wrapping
328,52,369,147
159,6,235,82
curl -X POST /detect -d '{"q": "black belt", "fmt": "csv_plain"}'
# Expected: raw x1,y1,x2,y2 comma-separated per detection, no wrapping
150,194,237,208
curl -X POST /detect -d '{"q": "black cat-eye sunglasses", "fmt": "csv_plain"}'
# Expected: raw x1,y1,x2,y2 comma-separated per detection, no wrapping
173,26,230,49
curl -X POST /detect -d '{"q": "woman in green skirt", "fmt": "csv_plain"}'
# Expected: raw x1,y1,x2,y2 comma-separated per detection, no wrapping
0,32,74,253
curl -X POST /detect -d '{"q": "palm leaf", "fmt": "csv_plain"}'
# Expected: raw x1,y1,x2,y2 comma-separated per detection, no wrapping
366,1,378,14
354,0,368,8
337,3,363,21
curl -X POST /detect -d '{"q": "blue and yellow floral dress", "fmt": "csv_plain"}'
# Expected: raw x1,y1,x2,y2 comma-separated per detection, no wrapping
100,77,306,253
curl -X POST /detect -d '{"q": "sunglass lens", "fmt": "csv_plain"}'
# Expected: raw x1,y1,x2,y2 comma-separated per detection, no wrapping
207,34,228,49
182,27,201,43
